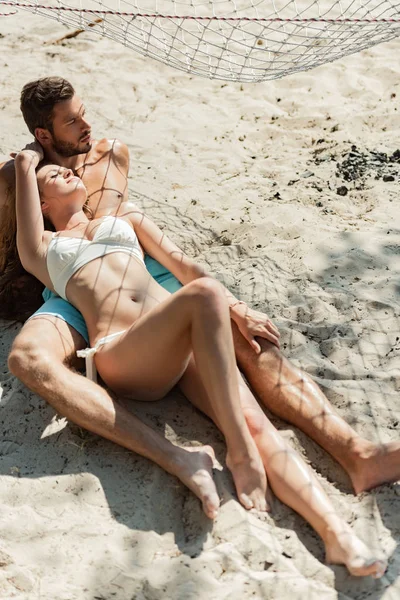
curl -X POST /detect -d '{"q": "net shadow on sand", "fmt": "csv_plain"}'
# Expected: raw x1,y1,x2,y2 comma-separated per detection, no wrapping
0,192,398,597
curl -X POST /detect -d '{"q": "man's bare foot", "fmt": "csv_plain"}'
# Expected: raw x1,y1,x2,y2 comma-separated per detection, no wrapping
349,441,400,494
175,445,220,519
226,451,268,511
324,525,387,578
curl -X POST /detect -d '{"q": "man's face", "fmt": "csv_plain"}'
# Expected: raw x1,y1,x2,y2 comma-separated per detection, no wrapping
48,95,92,157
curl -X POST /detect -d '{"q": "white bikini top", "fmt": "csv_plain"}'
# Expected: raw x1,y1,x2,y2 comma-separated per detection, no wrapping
47,216,145,300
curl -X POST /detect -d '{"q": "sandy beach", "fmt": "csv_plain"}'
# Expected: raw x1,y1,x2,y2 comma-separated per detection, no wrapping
0,9,399,599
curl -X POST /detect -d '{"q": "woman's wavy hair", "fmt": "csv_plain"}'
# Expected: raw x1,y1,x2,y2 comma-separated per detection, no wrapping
0,183,45,322
0,174,92,323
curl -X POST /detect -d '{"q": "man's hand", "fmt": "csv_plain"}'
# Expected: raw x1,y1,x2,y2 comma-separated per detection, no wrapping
11,141,44,167
230,303,280,353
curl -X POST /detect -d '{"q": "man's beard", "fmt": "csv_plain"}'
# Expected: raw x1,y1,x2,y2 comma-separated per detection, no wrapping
51,134,92,157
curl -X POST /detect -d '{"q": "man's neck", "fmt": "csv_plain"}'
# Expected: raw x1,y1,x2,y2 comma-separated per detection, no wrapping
43,147,89,170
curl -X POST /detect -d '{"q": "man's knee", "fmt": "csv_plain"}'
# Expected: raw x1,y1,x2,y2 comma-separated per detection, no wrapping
8,331,55,383
8,317,84,382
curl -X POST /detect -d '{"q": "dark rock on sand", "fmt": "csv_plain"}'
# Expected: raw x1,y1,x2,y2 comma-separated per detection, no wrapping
336,186,348,196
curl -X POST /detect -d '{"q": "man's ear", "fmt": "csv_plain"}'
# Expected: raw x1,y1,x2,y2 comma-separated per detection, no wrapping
35,128,52,147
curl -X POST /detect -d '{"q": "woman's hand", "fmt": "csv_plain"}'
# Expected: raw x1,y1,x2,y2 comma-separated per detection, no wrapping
11,141,44,167
230,302,280,353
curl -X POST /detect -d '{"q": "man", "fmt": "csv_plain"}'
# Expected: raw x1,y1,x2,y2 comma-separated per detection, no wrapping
1,77,399,514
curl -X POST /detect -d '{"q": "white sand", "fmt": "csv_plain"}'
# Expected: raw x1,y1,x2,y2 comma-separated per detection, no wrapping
0,11,399,600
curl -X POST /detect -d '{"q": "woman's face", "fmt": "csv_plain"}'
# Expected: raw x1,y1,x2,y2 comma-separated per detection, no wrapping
37,164,87,213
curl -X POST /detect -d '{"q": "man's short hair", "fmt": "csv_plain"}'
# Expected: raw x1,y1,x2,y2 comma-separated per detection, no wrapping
20,77,75,135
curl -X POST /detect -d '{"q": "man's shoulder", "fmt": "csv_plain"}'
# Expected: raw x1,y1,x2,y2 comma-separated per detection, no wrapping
92,138,129,162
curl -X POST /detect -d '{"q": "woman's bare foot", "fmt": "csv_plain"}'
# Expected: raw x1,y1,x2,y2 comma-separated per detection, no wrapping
226,450,268,511
349,441,400,494
174,445,220,519
324,525,387,578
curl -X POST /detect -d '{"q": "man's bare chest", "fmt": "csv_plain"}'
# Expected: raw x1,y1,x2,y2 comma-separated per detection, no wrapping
76,162,128,208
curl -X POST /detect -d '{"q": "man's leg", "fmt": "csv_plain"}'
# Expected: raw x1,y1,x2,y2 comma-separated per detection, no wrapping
7,316,220,518
231,323,400,494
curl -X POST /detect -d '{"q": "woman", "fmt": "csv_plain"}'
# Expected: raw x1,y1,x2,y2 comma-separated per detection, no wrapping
14,144,387,578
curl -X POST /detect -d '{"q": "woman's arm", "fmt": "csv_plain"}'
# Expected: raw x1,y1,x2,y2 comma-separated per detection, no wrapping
14,145,48,276
122,202,212,284
123,202,280,350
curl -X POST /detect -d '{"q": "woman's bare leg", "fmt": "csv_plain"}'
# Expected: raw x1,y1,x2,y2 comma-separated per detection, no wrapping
96,277,267,511
179,361,387,578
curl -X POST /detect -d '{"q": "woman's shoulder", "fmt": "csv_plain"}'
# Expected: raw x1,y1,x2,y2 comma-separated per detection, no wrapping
115,201,142,221
42,230,54,244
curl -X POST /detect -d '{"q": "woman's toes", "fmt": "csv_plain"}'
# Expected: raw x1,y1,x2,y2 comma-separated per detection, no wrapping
239,493,254,510
203,444,216,461
351,558,387,578
206,505,219,520
179,445,220,519
324,527,388,578
374,560,387,579
370,560,387,579
203,493,220,519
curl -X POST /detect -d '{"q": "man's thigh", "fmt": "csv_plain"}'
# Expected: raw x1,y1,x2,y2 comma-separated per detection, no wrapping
11,290,89,368
11,315,86,368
